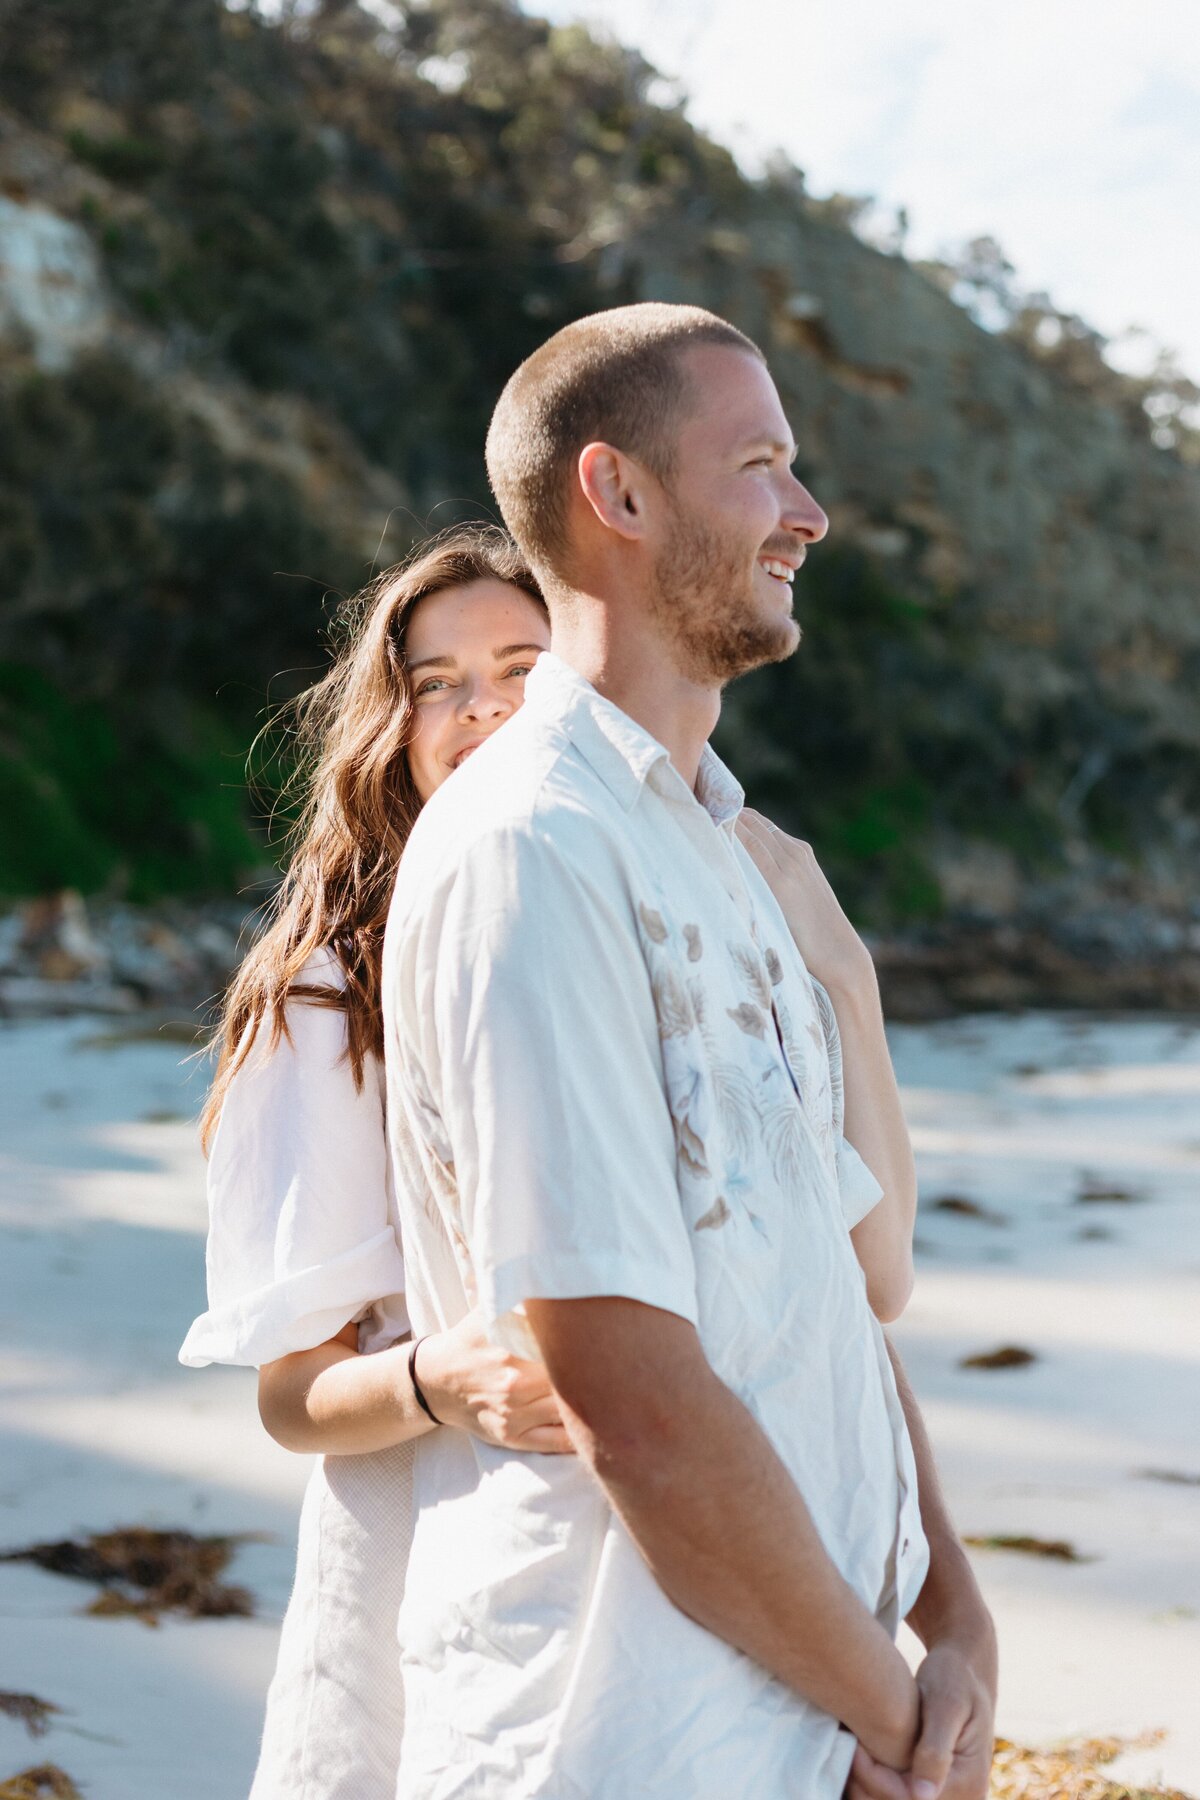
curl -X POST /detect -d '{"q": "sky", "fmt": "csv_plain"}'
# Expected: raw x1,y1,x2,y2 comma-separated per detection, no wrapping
534,0,1200,382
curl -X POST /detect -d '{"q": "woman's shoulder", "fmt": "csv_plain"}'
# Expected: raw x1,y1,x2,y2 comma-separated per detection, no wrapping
211,946,383,1162
290,941,349,996
233,945,377,1095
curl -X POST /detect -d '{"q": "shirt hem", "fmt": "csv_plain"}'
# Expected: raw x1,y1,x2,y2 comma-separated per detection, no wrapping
485,1254,698,1332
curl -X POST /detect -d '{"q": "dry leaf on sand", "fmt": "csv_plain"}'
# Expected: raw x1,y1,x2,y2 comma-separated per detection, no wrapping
960,1344,1038,1370
990,1730,1194,1800
0,1768,83,1800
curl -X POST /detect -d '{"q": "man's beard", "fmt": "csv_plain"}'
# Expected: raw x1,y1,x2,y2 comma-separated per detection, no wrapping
649,498,800,687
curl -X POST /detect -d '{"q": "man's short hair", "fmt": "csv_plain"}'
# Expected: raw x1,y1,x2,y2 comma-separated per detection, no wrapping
485,302,764,583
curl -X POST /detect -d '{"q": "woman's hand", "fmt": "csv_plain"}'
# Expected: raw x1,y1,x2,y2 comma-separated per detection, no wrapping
735,809,875,997
414,1311,574,1454
258,1313,572,1457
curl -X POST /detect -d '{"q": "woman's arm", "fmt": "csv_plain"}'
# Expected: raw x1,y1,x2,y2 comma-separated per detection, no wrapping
847,1342,997,1800
735,810,916,1321
258,1309,573,1456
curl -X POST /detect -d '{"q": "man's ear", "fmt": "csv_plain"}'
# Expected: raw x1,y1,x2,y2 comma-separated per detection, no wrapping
577,442,650,542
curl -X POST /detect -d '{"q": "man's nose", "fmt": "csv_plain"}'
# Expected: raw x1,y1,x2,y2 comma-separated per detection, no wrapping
782,477,828,544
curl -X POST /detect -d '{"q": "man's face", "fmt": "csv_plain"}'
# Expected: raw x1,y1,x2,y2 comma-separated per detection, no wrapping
645,345,828,685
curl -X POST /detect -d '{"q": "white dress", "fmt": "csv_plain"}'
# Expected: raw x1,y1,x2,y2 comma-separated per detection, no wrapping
180,948,413,1800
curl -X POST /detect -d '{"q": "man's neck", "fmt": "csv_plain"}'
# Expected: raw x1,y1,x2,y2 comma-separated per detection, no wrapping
549,603,720,793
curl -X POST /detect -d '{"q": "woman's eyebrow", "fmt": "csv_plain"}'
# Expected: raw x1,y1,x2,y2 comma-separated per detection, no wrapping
406,652,456,673
492,642,546,659
407,642,543,673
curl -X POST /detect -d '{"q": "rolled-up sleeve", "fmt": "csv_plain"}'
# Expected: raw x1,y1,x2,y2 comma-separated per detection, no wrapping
180,977,407,1369
394,818,697,1344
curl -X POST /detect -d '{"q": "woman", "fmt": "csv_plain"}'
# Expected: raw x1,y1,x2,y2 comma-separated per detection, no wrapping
180,526,560,1800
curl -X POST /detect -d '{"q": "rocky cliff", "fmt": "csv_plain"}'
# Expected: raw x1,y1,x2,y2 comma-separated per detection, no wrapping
1,0,1197,937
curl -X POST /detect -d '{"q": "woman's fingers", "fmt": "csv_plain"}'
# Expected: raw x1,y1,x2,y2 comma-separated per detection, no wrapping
736,811,803,888
516,1423,576,1454
482,1407,573,1453
741,807,812,868
470,1385,567,1448
503,1386,559,1416
735,811,778,863
499,1367,558,1407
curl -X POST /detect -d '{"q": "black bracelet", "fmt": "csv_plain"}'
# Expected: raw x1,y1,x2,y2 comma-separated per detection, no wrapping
408,1336,442,1426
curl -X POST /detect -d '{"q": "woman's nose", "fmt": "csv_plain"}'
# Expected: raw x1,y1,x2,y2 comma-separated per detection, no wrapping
459,681,510,722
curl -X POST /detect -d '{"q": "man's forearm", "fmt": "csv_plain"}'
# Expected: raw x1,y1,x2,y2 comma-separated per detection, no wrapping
527,1296,920,1769
887,1339,997,1680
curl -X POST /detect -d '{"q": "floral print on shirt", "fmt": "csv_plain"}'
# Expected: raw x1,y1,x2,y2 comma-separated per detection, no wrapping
636,898,836,1242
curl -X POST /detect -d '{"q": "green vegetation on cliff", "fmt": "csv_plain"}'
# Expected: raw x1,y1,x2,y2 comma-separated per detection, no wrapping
1,0,1197,919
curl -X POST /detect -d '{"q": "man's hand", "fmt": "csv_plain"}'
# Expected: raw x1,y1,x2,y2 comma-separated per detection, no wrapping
844,1643,995,1800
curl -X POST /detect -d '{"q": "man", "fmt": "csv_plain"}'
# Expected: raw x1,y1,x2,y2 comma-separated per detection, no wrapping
383,303,996,1798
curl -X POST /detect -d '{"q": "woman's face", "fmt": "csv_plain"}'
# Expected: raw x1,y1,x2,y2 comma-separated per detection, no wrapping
404,578,551,804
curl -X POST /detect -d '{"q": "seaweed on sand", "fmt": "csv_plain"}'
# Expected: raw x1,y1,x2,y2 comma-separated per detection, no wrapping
1075,1179,1145,1204
990,1731,1194,1799
964,1533,1091,1562
960,1345,1038,1370
0,1696,61,1741
0,1527,261,1624
0,1769,83,1800
930,1193,1009,1225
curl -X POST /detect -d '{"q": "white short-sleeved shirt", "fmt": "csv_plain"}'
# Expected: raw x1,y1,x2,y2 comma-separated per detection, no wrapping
180,950,413,1800
382,652,929,1800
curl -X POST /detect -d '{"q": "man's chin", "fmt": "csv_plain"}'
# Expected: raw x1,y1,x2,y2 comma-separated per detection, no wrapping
695,614,800,686
734,611,801,675
771,616,802,660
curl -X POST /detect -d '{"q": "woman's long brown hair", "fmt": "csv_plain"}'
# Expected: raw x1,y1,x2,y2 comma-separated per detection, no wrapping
200,525,544,1151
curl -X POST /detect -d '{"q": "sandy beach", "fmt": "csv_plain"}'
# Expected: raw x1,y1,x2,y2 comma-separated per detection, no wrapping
1,1008,1197,1798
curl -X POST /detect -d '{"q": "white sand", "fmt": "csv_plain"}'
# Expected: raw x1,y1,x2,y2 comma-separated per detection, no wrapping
0,1009,1197,1797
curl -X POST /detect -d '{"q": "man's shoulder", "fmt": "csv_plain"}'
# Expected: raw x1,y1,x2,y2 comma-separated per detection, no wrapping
393,710,632,916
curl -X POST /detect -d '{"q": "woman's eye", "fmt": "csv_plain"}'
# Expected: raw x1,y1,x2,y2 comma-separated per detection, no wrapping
505,663,535,679
415,678,450,696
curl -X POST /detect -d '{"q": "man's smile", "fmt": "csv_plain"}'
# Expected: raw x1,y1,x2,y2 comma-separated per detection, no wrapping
757,546,805,585
759,557,796,585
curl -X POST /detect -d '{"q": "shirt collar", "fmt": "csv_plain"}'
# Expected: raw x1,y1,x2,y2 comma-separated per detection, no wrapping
524,651,745,829
691,743,745,829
